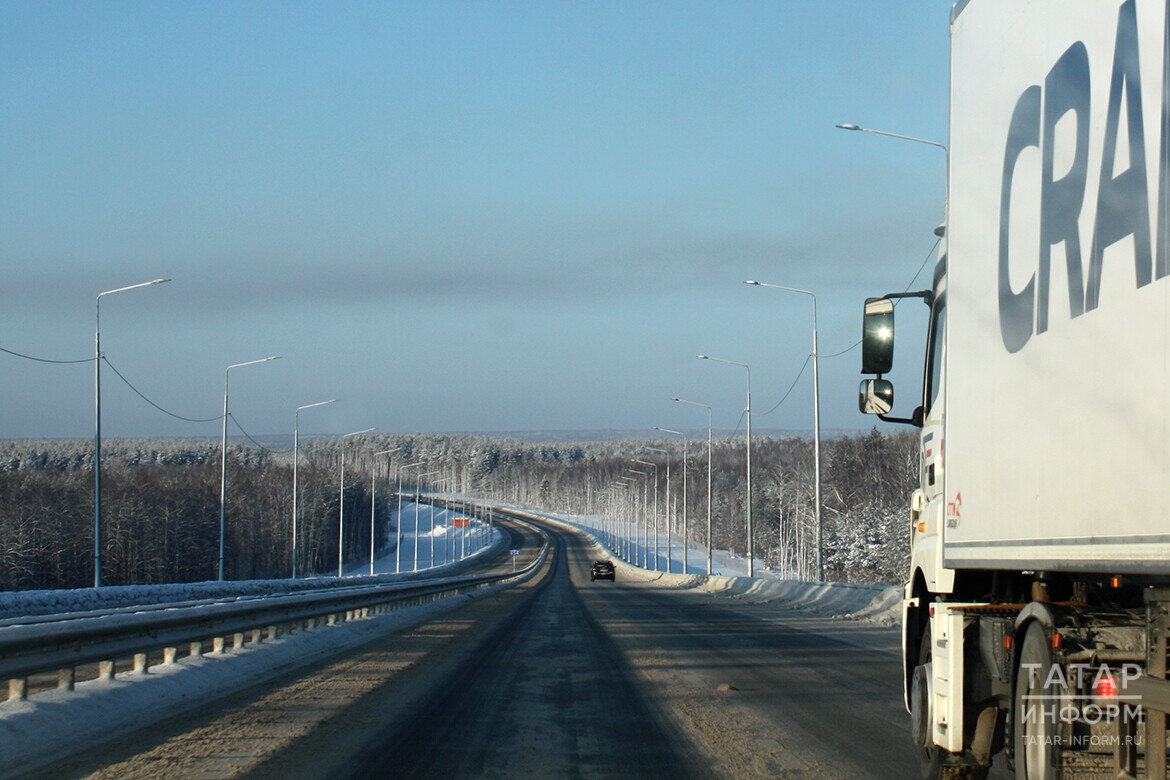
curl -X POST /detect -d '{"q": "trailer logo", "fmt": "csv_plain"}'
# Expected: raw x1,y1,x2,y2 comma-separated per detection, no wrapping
998,0,1170,353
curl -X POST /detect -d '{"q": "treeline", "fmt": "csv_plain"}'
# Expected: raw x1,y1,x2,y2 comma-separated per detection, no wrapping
0,428,918,591
365,429,918,584
0,439,393,590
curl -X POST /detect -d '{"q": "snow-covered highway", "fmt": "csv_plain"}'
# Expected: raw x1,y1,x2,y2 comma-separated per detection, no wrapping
0,509,935,779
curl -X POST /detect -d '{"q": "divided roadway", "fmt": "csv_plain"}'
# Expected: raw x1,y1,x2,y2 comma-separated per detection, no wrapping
31,514,920,779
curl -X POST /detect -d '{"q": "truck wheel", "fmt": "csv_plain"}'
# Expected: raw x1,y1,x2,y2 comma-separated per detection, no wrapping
915,632,944,779
1013,623,1061,779
915,632,990,780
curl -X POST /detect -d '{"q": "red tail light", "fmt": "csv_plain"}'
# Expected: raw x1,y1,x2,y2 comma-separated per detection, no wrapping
1094,674,1118,700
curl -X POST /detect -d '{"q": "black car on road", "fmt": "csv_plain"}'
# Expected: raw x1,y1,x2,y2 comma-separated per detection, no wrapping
590,560,615,581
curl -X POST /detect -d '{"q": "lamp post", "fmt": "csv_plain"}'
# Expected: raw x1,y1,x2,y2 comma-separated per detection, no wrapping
602,483,615,551
338,427,375,577
433,475,454,563
452,480,466,561
597,485,610,545
616,475,637,561
440,477,458,562
633,459,657,569
292,399,337,579
598,484,613,547
449,478,462,563
429,472,450,565
836,122,948,580
218,356,281,582
656,427,688,574
398,461,425,573
417,469,442,569
673,398,713,575
371,447,402,576
608,483,622,549
627,467,649,567
646,446,668,571
699,354,754,577
94,278,170,588
745,280,823,581
611,482,625,551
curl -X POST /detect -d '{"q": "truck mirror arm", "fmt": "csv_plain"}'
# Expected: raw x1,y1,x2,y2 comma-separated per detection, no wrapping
878,405,925,428
882,290,934,307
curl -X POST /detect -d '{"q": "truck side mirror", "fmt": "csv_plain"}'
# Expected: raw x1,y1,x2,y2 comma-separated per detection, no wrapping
862,297,895,374
859,378,894,415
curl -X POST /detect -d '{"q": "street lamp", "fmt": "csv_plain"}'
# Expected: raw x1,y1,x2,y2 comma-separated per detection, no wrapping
371,447,402,576
398,461,426,573
94,278,170,588
673,398,713,576
836,123,948,211
745,280,823,581
835,123,947,153
219,356,281,582
338,427,375,577
655,427,688,574
699,354,754,577
633,459,657,569
609,477,625,559
611,481,627,552
626,467,649,567
646,446,668,571
432,475,454,564
292,399,337,579
616,475,638,562
606,482,624,549
417,469,442,569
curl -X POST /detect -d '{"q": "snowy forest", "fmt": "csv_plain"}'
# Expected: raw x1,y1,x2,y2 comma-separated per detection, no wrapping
0,428,918,591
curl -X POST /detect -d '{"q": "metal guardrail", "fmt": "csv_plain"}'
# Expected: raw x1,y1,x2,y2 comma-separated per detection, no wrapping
0,505,550,701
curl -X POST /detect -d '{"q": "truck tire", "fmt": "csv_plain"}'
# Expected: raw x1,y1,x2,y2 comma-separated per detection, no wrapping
1013,623,1061,779
915,632,992,780
915,631,944,779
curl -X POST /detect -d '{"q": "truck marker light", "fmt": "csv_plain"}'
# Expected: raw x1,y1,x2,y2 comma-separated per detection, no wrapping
930,604,935,617
918,522,926,533
1110,576,1121,588
1004,635,1013,650
1094,674,1118,700
1052,633,1062,649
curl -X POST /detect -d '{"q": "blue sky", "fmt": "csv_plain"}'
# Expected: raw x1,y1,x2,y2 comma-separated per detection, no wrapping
1,1,949,440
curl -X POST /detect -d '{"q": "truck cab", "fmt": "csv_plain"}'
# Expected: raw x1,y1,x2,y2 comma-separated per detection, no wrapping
857,2,1170,776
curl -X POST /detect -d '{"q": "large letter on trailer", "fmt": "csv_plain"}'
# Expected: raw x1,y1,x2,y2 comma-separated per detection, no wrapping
1086,0,1153,311
1037,42,1090,333
998,85,1040,354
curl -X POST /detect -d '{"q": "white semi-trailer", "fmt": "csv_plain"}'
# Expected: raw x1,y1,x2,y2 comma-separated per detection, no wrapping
859,1,1170,776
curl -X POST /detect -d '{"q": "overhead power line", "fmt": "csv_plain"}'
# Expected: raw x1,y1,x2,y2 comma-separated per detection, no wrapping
102,356,223,424
0,345,94,364
815,235,943,361
229,412,293,454
758,355,812,417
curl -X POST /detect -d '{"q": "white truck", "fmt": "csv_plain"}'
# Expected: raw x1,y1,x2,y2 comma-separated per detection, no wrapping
859,1,1170,776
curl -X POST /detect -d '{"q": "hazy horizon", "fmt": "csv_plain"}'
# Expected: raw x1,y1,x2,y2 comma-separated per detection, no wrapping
2,2,945,441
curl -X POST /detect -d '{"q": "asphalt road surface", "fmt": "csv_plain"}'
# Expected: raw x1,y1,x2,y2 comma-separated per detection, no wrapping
35,515,925,779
